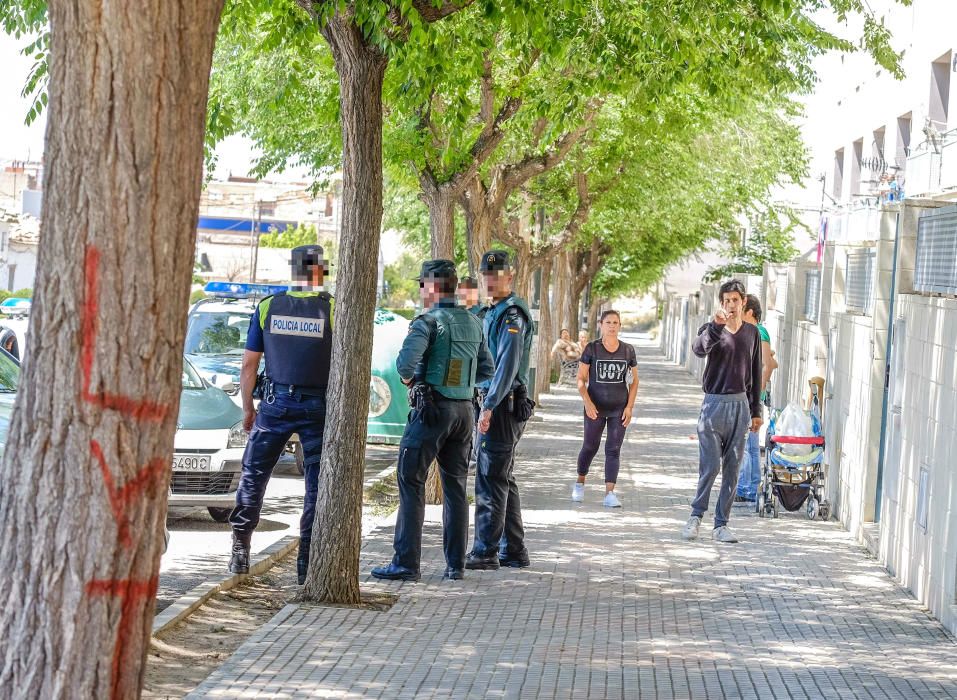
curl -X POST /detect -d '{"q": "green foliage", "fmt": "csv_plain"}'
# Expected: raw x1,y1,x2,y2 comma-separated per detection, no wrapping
259,223,321,249
10,288,32,299
383,307,417,320
0,290,11,304
704,211,802,282
189,289,208,305
382,252,421,308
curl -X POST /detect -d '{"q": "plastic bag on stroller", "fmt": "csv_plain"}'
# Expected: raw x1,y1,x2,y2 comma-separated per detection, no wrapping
776,402,814,455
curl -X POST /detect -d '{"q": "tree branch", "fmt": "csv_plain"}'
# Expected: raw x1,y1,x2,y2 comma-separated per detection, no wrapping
411,0,476,22
500,107,599,195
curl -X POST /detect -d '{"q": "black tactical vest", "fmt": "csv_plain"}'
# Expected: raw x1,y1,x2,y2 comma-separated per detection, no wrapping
262,292,333,389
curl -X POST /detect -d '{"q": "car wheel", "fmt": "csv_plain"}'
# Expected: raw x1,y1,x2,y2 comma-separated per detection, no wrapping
207,507,232,523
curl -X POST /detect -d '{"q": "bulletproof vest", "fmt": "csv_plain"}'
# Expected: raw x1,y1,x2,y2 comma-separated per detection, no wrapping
262,292,333,388
484,293,532,387
422,306,483,400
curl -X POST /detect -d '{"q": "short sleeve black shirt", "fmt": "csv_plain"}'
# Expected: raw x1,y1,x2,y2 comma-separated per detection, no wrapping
581,339,638,417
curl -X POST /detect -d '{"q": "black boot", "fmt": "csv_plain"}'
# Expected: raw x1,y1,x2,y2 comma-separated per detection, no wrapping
297,538,311,585
229,533,250,575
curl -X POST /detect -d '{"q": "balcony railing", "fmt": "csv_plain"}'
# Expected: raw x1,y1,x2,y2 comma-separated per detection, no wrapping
905,129,957,197
828,201,881,243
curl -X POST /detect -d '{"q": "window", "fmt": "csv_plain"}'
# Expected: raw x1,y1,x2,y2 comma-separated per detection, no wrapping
915,204,957,295
804,269,822,323
833,148,845,200
929,52,952,130
845,249,875,314
850,139,864,196
896,114,912,170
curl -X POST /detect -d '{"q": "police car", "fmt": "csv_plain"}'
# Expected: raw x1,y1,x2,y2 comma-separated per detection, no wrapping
169,357,247,521
186,283,410,447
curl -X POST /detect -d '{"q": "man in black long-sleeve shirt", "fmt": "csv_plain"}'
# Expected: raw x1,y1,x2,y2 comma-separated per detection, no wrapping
681,279,762,543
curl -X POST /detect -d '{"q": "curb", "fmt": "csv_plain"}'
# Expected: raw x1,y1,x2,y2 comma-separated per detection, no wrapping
152,534,299,637
153,459,400,637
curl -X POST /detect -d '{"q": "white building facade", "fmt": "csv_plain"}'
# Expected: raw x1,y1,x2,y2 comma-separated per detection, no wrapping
662,0,957,638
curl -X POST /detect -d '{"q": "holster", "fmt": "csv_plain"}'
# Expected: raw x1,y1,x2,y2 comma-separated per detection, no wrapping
512,384,536,422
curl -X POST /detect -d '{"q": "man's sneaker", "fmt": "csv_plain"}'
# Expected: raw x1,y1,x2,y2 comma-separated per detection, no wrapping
228,534,250,575
465,551,500,570
682,515,702,540
712,526,739,543
603,491,622,508
571,483,585,502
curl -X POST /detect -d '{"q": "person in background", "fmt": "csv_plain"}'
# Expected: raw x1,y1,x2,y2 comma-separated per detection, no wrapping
572,310,638,508
681,279,762,544
577,329,590,354
734,294,774,503
552,328,582,386
457,276,485,317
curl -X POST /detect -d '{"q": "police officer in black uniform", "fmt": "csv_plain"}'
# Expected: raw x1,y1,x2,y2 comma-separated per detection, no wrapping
466,250,535,570
228,245,333,585
371,260,494,581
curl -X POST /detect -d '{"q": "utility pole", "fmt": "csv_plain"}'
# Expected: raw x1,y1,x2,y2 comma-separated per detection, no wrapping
249,200,261,283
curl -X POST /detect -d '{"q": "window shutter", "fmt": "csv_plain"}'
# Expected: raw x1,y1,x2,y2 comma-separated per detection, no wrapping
915,204,957,295
804,269,821,323
845,249,875,314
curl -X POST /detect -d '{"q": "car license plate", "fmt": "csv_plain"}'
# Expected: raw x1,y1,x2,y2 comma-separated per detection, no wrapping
172,454,211,471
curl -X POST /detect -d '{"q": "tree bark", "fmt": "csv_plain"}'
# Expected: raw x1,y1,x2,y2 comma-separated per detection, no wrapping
460,178,495,276
0,2,224,698
587,295,604,337
303,13,388,606
535,258,553,397
566,280,582,339
421,176,456,260
552,250,569,334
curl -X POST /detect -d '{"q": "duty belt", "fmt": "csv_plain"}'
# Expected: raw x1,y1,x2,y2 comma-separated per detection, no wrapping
270,382,327,397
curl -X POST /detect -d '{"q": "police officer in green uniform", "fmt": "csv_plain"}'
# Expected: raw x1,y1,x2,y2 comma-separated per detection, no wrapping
467,250,535,570
229,245,333,585
372,260,494,581
457,276,487,317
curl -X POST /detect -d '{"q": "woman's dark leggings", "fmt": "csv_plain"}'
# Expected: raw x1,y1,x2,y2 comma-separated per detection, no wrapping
577,412,626,484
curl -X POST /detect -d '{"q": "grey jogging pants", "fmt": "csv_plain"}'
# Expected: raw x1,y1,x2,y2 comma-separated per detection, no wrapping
690,393,751,528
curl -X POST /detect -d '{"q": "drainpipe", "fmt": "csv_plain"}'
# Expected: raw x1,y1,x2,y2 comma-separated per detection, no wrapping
874,208,902,523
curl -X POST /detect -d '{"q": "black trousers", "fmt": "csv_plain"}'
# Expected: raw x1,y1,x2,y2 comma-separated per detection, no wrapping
471,398,527,557
391,397,474,571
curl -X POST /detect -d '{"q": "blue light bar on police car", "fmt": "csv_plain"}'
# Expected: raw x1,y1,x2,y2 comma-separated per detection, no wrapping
203,282,289,299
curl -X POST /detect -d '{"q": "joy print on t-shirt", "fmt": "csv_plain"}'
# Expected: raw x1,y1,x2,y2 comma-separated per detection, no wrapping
595,359,627,383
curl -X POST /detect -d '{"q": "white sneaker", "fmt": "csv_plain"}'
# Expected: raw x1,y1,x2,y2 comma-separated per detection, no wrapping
603,491,622,508
571,483,585,502
711,526,738,543
682,515,702,540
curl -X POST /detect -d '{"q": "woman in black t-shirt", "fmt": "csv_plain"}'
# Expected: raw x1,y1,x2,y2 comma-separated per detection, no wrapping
572,310,639,508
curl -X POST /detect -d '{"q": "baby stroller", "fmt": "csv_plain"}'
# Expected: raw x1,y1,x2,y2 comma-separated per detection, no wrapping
757,391,830,520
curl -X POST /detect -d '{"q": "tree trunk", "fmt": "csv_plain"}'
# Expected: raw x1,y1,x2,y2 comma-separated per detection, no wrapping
552,250,569,334
0,2,223,697
303,14,388,606
567,283,582,339
461,179,494,277
535,258,553,397
587,295,604,337
512,248,534,300
422,181,456,260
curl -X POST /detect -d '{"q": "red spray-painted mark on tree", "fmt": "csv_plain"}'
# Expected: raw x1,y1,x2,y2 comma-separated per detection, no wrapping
90,440,166,549
79,244,174,696
86,576,159,700
80,245,171,422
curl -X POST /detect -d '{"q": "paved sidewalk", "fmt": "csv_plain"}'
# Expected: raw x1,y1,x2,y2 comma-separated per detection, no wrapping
188,342,957,699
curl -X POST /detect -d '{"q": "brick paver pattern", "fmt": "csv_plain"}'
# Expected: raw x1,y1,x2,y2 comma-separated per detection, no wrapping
187,342,957,699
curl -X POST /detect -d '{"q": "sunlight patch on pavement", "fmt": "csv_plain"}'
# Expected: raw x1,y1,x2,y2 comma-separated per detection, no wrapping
663,545,719,561
628,471,697,490
844,572,895,589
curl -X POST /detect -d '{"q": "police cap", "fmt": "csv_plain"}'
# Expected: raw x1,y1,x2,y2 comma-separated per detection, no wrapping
291,244,327,270
414,259,458,282
479,250,511,273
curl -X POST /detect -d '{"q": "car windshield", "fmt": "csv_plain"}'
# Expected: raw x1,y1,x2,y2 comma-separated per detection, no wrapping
184,310,249,355
0,350,18,392
182,359,205,390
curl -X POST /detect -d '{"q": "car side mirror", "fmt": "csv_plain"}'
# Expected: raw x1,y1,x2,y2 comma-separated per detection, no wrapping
220,381,238,395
